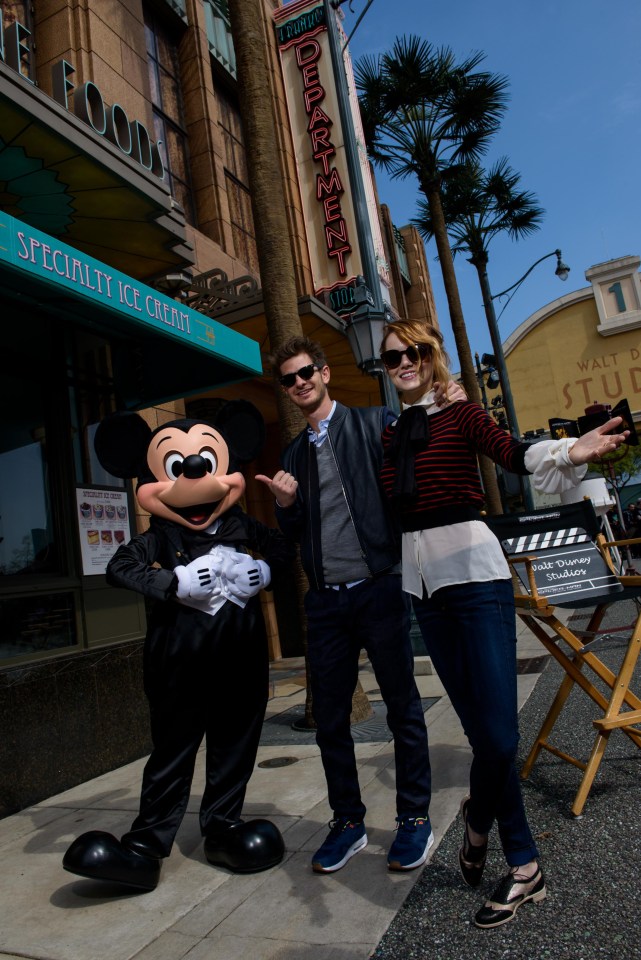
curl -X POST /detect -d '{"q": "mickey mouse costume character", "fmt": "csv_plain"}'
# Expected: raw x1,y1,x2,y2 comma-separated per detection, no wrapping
63,404,294,891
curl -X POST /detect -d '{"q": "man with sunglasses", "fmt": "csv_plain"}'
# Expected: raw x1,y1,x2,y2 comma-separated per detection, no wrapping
257,335,464,876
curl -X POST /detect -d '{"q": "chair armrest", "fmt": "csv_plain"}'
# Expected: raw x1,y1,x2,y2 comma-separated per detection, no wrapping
597,534,641,579
602,537,641,548
508,555,541,600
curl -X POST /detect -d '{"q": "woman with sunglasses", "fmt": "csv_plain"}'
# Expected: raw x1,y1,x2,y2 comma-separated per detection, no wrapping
378,319,628,929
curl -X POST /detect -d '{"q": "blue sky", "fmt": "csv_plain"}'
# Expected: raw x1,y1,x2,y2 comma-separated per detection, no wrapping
340,0,641,364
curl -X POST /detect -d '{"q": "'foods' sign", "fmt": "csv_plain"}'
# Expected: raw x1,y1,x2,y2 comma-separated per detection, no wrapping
0,9,164,179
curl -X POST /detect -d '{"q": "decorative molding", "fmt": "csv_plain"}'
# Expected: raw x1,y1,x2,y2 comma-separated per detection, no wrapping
184,268,261,318
585,255,641,336
503,288,594,356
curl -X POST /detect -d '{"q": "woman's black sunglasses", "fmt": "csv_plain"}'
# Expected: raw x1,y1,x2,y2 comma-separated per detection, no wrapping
278,363,319,388
380,343,431,369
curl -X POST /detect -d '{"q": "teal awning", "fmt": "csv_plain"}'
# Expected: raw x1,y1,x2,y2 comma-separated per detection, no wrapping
0,212,262,407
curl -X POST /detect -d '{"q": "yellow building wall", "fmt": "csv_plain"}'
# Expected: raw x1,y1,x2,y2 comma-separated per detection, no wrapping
506,297,641,434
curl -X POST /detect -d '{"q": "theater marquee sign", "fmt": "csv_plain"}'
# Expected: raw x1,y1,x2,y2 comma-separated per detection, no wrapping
274,0,365,308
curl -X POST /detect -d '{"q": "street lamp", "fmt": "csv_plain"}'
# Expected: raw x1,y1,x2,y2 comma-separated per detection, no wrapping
324,1,383,314
474,352,501,412
153,271,193,296
475,352,508,428
344,276,400,411
491,249,570,302
324,2,400,412
480,249,570,442
477,248,570,510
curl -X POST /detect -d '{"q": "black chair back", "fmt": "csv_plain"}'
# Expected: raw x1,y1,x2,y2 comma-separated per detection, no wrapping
485,501,622,607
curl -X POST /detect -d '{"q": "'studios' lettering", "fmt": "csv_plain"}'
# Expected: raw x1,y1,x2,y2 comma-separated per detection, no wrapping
295,38,351,276
0,13,164,179
561,348,641,410
545,568,587,581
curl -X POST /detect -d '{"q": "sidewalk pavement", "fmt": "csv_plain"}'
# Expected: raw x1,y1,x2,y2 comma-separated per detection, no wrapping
0,604,638,960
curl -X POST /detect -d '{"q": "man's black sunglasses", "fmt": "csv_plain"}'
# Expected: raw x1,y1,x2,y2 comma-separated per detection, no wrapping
278,363,319,388
380,343,431,369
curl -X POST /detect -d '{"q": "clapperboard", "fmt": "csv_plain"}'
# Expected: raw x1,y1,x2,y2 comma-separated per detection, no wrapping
485,503,623,606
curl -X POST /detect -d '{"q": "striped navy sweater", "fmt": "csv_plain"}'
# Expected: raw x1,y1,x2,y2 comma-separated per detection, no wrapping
381,401,530,532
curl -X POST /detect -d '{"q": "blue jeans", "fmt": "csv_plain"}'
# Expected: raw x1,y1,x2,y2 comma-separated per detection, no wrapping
412,578,538,867
305,574,431,822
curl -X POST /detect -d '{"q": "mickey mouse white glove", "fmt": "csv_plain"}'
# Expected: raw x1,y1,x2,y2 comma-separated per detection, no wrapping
221,551,271,603
174,556,224,600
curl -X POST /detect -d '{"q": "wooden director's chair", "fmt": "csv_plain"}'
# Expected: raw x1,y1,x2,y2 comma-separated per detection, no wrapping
485,500,641,817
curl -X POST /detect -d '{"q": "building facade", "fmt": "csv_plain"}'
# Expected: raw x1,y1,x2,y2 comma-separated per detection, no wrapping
0,0,437,816
503,255,641,435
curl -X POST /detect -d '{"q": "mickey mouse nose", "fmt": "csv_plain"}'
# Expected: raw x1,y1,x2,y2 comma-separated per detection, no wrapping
182,454,208,479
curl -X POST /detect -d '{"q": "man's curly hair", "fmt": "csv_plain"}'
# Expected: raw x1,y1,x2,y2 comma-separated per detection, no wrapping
268,336,328,379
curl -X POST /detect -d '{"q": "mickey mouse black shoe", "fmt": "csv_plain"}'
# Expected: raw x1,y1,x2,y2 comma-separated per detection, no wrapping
62,831,161,891
204,819,285,873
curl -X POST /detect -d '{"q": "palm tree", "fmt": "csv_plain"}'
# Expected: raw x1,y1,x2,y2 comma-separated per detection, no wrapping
414,158,544,270
355,36,509,512
226,0,306,440
413,156,544,422
227,0,372,724
414,158,544,511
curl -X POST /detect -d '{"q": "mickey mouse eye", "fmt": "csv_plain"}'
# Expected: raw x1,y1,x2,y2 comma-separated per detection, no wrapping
164,452,184,479
200,448,218,474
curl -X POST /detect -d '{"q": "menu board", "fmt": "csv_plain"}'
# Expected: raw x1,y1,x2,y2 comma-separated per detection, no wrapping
76,487,133,575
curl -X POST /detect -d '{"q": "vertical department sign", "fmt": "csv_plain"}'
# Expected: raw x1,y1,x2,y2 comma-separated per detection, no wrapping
274,0,364,304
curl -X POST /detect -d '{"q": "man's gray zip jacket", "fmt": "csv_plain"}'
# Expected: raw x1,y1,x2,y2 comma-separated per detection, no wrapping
275,402,401,589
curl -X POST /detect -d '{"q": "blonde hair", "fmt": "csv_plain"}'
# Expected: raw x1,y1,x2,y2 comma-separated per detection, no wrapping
381,320,451,389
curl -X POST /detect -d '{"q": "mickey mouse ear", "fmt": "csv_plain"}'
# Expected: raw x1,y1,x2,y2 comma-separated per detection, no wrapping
212,400,266,463
94,413,152,478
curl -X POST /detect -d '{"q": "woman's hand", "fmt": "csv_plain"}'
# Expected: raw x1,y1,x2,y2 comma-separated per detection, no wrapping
568,417,630,465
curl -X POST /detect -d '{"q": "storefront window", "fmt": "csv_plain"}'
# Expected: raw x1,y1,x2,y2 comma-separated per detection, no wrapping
0,311,133,663
0,311,79,663
0,329,59,578
0,593,76,661
66,329,121,488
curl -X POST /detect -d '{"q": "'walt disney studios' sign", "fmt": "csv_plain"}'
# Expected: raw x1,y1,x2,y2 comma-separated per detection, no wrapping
0,9,164,180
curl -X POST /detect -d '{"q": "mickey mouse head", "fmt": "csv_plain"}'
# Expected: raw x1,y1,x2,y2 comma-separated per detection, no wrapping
94,402,265,531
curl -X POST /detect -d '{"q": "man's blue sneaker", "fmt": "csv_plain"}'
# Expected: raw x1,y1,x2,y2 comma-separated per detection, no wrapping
387,815,434,871
312,818,368,873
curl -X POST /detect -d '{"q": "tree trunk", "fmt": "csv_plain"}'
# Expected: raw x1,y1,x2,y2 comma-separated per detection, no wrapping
227,0,302,357
424,183,503,515
228,0,372,723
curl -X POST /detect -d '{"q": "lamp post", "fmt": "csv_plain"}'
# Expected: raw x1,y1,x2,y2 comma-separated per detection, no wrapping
476,249,570,510
474,352,501,413
324,3,399,410
345,276,400,411
324,0,383,313
478,249,570,440
474,250,570,510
